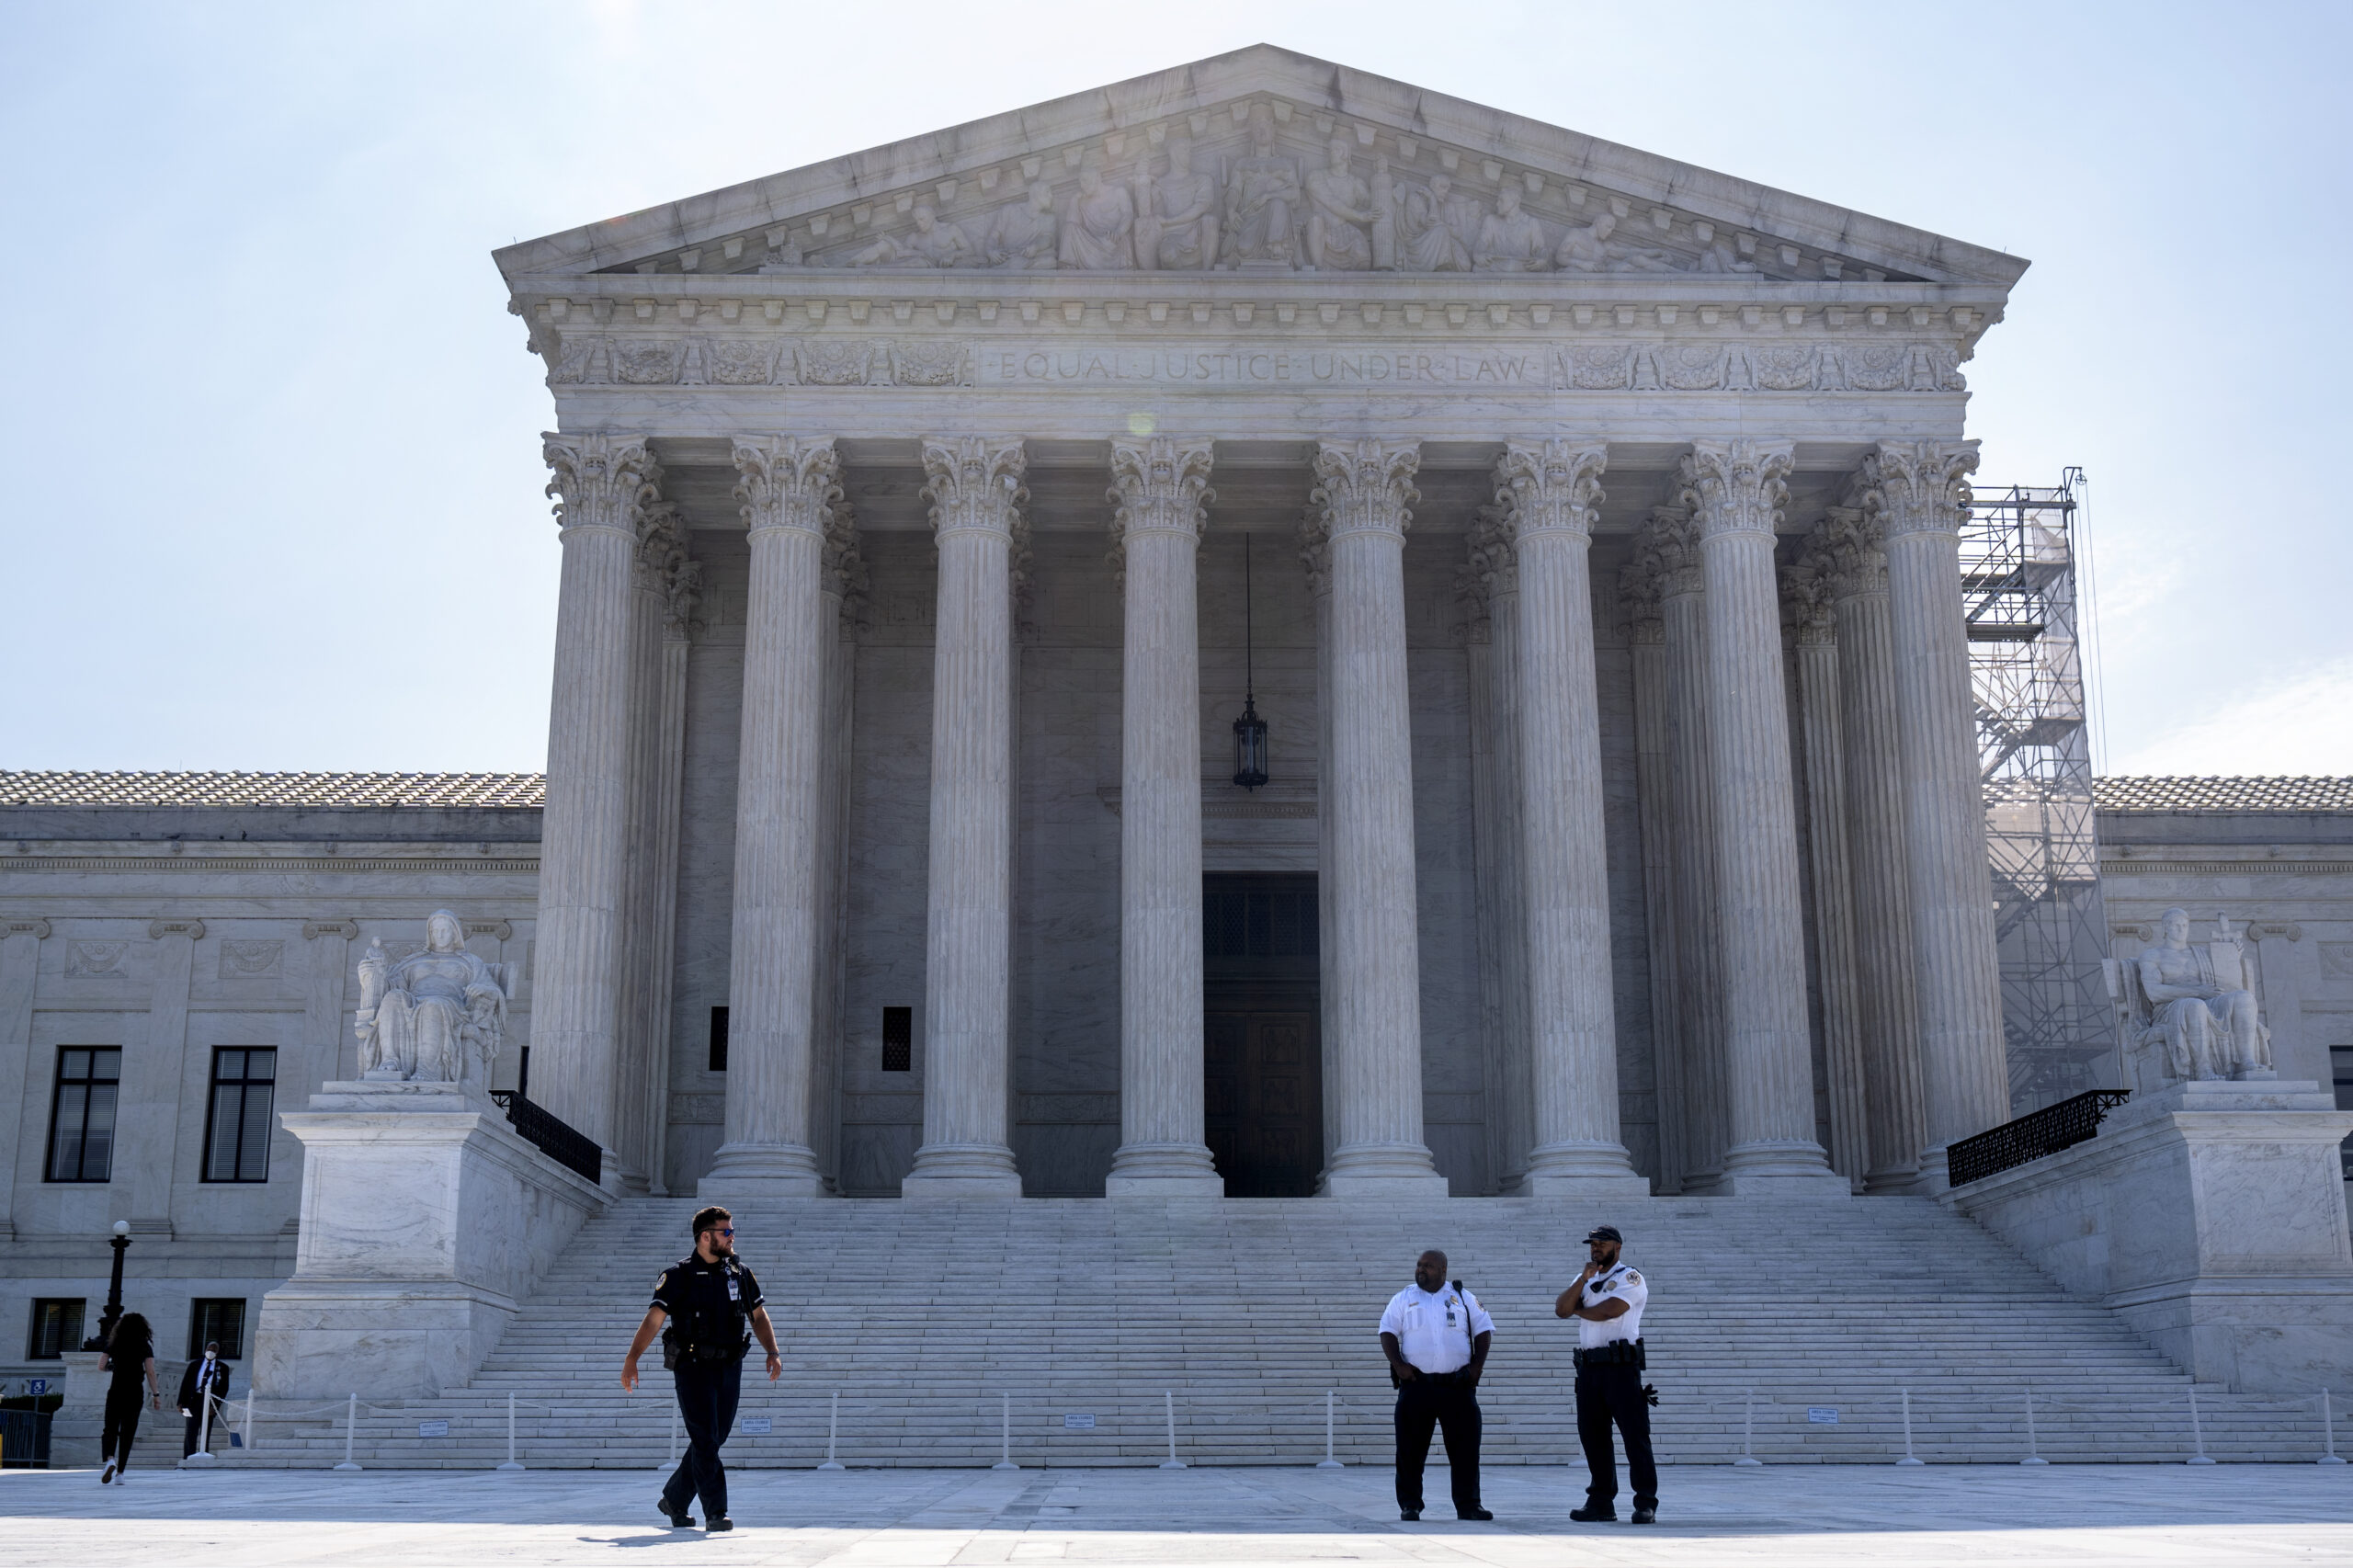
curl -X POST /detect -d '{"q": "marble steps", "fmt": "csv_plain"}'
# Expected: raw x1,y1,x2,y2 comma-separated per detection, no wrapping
214,1193,2336,1467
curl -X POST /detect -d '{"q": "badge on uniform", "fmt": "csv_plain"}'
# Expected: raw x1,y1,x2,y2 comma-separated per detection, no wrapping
727,1278,741,1301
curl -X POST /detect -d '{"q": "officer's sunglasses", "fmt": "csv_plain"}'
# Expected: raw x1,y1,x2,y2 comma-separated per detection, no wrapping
710,1227,735,1237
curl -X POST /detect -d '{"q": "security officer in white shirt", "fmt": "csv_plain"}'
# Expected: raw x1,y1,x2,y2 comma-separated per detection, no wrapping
1555,1223,1656,1523
1378,1249,1495,1522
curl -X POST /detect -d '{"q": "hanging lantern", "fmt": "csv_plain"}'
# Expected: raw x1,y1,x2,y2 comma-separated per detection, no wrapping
1232,534,1269,790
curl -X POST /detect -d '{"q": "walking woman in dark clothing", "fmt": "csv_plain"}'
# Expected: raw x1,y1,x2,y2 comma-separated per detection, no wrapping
97,1312,159,1484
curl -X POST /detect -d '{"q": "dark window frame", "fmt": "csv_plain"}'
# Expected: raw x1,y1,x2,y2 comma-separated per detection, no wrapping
187,1298,247,1361
881,1006,913,1073
44,1046,121,1183
709,1006,729,1073
200,1047,278,1184
27,1298,85,1360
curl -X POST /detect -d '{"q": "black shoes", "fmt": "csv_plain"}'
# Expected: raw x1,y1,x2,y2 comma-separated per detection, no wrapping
1631,1506,1656,1525
705,1517,735,1532
1458,1507,1494,1520
1399,1508,1421,1521
1569,1504,1617,1523
658,1499,696,1529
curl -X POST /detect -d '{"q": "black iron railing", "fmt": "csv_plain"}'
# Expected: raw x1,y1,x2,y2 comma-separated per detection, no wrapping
1947,1088,2129,1187
488,1087,604,1187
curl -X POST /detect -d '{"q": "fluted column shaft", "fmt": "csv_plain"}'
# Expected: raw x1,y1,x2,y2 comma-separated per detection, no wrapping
642,599,693,1196
1498,442,1647,1195
1824,509,1928,1190
1785,570,1869,1188
1107,438,1223,1196
810,515,864,1191
904,437,1028,1199
1301,512,1341,1186
703,437,837,1200
1625,607,1688,1192
538,434,659,1159
1313,440,1448,1197
609,517,668,1192
1654,511,1728,1188
1873,441,2008,1167
1684,440,1846,1195
1462,507,1533,1191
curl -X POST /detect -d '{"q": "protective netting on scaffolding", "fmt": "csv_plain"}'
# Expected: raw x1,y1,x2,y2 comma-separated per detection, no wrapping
1963,470,2112,1113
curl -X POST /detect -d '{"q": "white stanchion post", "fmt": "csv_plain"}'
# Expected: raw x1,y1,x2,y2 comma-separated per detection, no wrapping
1317,1390,1344,1469
2187,1385,2215,1465
193,1382,216,1460
240,1393,255,1454
1897,1388,1924,1466
818,1390,845,1471
2020,1387,2047,1465
334,1392,362,1471
1159,1391,1186,1471
2322,1389,2346,1466
992,1392,1017,1471
1734,1389,1760,1466
497,1392,524,1472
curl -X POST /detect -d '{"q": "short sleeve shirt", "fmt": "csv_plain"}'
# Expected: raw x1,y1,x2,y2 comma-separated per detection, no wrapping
651,1254,765,1332
1379,1283,1495,1374
1576,1261,1648,1348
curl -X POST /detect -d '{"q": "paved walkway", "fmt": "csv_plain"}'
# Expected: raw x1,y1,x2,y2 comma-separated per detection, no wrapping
3,1463,2348,1564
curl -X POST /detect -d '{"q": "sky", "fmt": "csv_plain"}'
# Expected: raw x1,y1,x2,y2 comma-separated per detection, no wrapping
3,0,2347,778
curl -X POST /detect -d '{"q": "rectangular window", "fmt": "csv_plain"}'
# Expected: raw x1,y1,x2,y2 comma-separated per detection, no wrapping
202,1048,278,1183
188,1299,247,1361
709,1006,729,1073
27,1298,85,1359
45,1047,121,1182
881,1006,913,1073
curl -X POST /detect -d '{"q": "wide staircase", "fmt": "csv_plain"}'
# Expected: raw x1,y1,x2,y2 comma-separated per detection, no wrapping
226,1196,2328,1468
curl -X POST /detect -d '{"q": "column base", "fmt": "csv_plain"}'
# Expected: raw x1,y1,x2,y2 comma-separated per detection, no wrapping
699,1142,828,1203
1864,1160,1932,1197
1521,1141,1654,1198
903,1141,1024,1200
1322,1141,1449,1199
1106,1141,1225,1198
1720,1140,1851,1198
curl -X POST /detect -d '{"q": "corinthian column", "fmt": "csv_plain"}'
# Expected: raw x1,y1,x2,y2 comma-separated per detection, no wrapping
1495,441,1647,1195
1312,439,1448,1197
700,437,837,1202
904,437,1028,1199
1869,440,2008,1175
1461,506,1532,1190
1682,440,1846,1196
1649,506,1728,1190
1619,549,1688,1192
1819,501,1928,1190
538,433,660,1158
1104,437,1223,1196
611,501,681,1193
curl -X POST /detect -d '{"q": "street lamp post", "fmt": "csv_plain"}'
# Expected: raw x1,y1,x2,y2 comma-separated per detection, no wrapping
81,1220,131,1351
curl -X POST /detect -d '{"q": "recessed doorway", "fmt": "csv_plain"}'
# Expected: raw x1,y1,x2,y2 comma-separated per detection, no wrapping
1203,873,1323,1197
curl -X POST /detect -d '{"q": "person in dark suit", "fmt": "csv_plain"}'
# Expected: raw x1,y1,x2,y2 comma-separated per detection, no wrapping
176,1340,232,1458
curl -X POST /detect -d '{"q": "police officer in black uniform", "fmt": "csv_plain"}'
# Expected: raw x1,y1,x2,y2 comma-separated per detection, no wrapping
1555,1223,1656,1524
621,1204,782,1532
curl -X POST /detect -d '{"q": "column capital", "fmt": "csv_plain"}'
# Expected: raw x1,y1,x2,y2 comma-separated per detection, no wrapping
1107,437,1216,542
1680,438,1794,540
1614,540,1665,645
1864,439,1979,539
1296,501,1333,597
824,501,869,632
1779,559,1838,646
1457,503,1515,633
921,437,1029,540
1638,503,1705,598
1310,438,1420,540
733,437,841,538
1813,503,1889,600
1494,439,1608,541
543,433,661,537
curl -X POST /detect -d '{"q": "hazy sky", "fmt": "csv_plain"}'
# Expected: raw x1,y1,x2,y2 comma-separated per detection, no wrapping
6,2,2347,776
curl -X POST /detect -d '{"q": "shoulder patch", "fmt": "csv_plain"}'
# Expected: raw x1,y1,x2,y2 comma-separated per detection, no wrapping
1624,1270,1641,1283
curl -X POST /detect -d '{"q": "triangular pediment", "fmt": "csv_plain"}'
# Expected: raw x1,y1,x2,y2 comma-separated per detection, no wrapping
494,45,2024,290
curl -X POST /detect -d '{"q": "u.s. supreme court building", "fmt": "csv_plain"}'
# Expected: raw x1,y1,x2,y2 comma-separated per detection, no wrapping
7,48,2352,1452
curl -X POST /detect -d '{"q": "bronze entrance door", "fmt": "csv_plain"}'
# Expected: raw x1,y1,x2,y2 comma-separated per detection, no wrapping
1202,874,1323,1198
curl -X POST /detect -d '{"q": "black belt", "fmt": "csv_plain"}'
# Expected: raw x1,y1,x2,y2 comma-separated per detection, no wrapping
1574,1339,1645,1369
1403,1368,1479,1387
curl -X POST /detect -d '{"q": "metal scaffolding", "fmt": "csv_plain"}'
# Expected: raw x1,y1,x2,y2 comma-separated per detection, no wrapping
1961,471,2113,1113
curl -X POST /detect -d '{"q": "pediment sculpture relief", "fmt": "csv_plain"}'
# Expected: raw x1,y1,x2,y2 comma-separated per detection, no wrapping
2105,908,2275,1088
618,100,1894,281
355,909,512,1086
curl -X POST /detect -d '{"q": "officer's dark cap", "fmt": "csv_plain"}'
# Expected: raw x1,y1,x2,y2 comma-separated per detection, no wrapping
1585,1224,1623,1244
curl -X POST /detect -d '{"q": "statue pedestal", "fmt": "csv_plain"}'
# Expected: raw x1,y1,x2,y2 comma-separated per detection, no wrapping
48,1351,106,1469
1948,1080,2353,1393
249,1081,610,1403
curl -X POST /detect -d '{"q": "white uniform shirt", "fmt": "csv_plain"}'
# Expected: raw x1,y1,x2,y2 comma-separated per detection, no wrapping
1575,1261,1648,1348
1379,1283,1495,1374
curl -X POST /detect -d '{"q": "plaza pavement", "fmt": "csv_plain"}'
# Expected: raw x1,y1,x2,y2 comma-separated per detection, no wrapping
3,1461,2351,1565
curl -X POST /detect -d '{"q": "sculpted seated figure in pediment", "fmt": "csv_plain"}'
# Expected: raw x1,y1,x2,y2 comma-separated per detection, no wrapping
1131,137,1220,270
1394,172,1473,272
1473,185,1550,272
1303,135,1381,272
849,203,972,267
1059,161,1138,270
1220,101,1303,268
984,182,1059,269
1554,210,1678,274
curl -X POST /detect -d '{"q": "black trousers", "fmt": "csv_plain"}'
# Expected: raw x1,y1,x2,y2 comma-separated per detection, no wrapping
1393,1377,1482,1514
1574,1363,1656,1508
101,1386,144,1465
662,1356,743,1520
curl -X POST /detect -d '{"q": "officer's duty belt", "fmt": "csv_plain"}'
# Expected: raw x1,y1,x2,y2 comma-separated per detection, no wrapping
1572,1339,1646,1369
